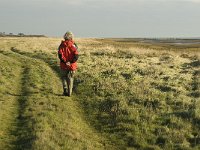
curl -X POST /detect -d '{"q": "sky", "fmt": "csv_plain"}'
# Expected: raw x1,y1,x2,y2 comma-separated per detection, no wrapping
0,0,200,38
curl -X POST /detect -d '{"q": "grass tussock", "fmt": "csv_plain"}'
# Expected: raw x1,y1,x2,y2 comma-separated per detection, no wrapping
0,37,200,149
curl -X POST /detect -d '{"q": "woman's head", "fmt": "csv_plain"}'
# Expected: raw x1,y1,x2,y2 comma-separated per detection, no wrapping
64,31,74,40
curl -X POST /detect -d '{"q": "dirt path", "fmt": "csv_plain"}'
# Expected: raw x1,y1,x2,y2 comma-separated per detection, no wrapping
0,52,23,149
0,49,113,150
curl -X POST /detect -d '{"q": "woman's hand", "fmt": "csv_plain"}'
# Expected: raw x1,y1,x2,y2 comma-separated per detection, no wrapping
66,62,70,66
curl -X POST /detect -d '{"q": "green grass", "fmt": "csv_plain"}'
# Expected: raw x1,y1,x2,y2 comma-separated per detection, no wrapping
0,37,200,149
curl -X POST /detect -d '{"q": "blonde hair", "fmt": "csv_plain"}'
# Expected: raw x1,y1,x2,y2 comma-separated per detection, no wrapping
64,31,74,40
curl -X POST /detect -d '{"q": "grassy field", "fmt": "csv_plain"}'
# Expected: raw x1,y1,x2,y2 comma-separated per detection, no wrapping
0,37,199,150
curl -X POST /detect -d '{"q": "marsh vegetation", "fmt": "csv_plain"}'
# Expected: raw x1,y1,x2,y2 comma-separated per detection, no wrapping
0,37,199,149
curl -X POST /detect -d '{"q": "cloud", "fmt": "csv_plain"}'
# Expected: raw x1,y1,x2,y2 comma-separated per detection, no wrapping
63,0,200,5
184,0,200,2
151,0,200,3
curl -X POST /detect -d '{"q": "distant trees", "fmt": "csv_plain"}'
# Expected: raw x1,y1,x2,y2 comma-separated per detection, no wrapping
0,32,6,36
18,33,24,36
0,32,46,37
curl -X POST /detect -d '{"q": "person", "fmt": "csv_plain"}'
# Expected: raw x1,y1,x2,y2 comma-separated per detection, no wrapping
58,31,78,96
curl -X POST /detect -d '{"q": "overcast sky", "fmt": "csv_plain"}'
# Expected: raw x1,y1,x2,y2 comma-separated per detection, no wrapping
0,0,200,37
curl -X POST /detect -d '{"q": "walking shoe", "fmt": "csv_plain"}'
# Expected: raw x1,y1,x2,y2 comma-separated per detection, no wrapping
63,92,68,96
63,88,68,96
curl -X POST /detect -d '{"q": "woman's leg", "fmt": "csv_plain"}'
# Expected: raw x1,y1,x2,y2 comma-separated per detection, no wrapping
61,69,68,95
67,71,75,96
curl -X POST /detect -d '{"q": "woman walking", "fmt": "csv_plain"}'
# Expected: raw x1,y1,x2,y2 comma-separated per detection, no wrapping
58,31,78,96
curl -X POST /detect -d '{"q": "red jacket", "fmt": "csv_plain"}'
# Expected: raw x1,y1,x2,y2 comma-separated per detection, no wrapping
58,40,78,71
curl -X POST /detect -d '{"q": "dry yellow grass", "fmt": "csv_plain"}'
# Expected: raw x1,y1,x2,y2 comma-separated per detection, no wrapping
0,37,200,149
